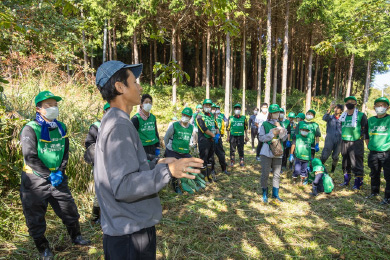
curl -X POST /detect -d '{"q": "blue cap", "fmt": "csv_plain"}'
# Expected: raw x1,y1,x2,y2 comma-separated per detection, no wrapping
96,61,143,87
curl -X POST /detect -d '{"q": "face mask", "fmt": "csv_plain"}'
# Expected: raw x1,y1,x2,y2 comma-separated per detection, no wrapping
234,110,241,115
216,110,220,114
375,106,388,115
143,103,152,112
306,115,313,121
300,130,309,137
254,111,258,115
211,110,216,114
279,114,285,119
345,103,355,110
181,116,190,123
43,106,59,120
204,107,211,113
271,113,279,119
261,108,268,113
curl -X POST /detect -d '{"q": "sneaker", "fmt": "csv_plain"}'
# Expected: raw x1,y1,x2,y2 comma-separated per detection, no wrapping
223,170,230,175
40,248,53,260
240,161,244,167
72,235,91,246
256,157,261,161
366,193,378,199
380,198,390,205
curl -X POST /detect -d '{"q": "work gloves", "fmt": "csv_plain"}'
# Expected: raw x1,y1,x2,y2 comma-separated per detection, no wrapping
286,141,292,148
315,143,320,152
289,154,294,163
213,134,220,144
49,171,63,187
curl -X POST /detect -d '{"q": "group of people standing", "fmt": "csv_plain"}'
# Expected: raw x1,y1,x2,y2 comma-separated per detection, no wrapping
19,59,389,260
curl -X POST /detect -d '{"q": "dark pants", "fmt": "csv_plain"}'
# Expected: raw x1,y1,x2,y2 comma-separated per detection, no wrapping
313,173,325,192
321,136,341,167
165,148,192,190
341,139,364,177
293,159,309,178
103,226,156,260
199,138,214,167
368,151,390,198
20,172,81,251
250,128,258,149
256,141,263,157
230,135,244,159
213,138,227,171
282,142,290,168
144,143,159,160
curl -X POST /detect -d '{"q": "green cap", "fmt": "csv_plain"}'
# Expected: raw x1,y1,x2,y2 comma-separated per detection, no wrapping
203,99,213,105
280,108,285,113
35,91,62,106
312,165,325,173
196,104,202,109
344,96,357,103
268,104,281,113
182,107,193,117
103,102,110,111
216,105,220,109
233,103,242,109
297,113,306,119
288,112,296,118
307,109,316,116
374,97,390,106
300,124,310,131
212,103,217,108
311,158,322,167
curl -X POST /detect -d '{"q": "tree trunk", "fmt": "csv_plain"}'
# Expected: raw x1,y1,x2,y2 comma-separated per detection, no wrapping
222,40,225,88
103,19,108,63
230,39,234,113
312,54,319,97
172,26,177,104
163,44,166,64
90,45,94,74
252,31,257,90
194,33,200,87
149,43,153,85
108,19,112,61
113,24,117,60
305,33,313,112
133,32,139,83
206,27,211,98
272,38,278,104
138,34,142,63
346,53,355,97
241,17,246,114
81,8,88,79
257,18,263,108
212,43,215,87
299,42,304,92
177,28,183,69
154,40,158,63
202,32,207,87
233,39,237,90
217,35,221,87
225,32,231,117
326,61,331,96
319,61,324,95
362,58,371,113
332,58,339,98
281,0,289,109
264,0,272,105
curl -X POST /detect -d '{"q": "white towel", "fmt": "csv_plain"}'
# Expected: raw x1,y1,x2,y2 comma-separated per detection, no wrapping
339,108,358,127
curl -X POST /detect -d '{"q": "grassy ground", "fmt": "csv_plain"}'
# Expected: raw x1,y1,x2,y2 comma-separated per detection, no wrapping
1,140,389,260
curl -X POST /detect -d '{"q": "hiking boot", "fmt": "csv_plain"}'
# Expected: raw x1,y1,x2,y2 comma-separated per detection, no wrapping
72,235,91,246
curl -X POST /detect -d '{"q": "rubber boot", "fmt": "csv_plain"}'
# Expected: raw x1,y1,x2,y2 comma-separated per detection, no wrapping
207,163,215,183
239,157,244,167
230,156,235,167
262,188,268,203
339,173,352,187
201,167,209,183
272,187,283,202
352,177,363,190
92,206,100,224
222,165,230,175
172,178,182,195
66,222,91,246
34,236,53,260
310,185,318,196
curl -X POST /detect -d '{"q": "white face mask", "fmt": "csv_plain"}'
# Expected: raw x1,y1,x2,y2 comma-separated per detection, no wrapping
143,103,152,112
375,106,388,115
211,110,216,114
261,108,268,113
216,109,221,114
300,130,309,136
204,107,211,113
271,113,279,119
234,109,241,115
279,114,285,119
42,106,59,120
254,111,258,115
181,116,190,123
306,115,314,121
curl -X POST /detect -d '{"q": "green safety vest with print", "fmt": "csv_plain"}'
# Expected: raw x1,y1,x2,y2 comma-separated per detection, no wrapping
297,121,318,145
262,121,284,149
229,115,246,136
294,134,312,161
135,113,159,146
23,121,66,173
282,119,290,129
172,122,194,154
341,112,364,141
197,112,217,138
289,121,297,141
216,114,224,130
367,115,390,152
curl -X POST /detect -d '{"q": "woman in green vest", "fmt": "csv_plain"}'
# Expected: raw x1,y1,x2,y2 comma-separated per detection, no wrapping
164,107,195,193
258,104,288,203
339,96,368,189
296,109,321,159
20,91,90,259
290,124,312,184
365,97,390,205
227,103,249,167
131,94,160,159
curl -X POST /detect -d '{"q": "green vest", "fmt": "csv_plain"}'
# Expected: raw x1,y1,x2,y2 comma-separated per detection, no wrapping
289,122,297,141
294,134,312,161
229,115,246,136
172,122,193,154
135,113,159,146
367,115,390,152
199,112,216,138
262,121,283,149
216,114,224,130
341,112,364,141
297,121,318,145
282,119,290,129
24,121,66,173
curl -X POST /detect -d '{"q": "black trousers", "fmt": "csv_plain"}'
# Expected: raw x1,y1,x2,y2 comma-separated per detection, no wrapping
212,138,227,171
341,139,364,177
103,226,156,260
20,172,80,240
313,173,325,192
164,148,192,190
199,138,215,167
144,143,159,160
282,141,290,168
230,135,244,159
256,141,263,157
250,128,258,149
321,136,341,165
368,151,390,198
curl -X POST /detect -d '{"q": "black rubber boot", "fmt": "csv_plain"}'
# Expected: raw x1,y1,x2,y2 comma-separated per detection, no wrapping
92,206,100,224
34,236,53,260
310,185,318,196
66,222,91,246
207,163,216,182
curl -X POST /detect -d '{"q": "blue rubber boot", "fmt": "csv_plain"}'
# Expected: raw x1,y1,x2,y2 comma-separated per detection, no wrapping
352,177,363,190
262,188,268,203
272,187,284,202
340,173,351,187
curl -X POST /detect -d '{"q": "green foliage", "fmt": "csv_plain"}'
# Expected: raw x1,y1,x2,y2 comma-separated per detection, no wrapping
153,61,190,87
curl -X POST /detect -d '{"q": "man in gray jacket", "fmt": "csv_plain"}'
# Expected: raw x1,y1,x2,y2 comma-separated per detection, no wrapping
94,60,203,260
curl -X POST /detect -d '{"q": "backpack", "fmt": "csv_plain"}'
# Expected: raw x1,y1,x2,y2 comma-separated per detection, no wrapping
322,173,334,193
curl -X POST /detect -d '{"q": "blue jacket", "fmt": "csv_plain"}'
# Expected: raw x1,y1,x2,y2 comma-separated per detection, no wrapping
323,113,342,141
249,115,258,129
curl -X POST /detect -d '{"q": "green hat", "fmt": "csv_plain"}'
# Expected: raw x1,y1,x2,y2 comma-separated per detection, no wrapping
212,103,217,108
268,104,281,113
312,165,325,173
203,99,213,105
35,91,62,106
297,113,306,119
103,102,110,111
311,158,322,168
307,109,316,116
216,105,220,109
233,103,242,109
196,104,202,109
374,97,390,106
344,96,357,103
288,112,296,118
280,108,285,113
182,107,193,117
300,124,310,131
